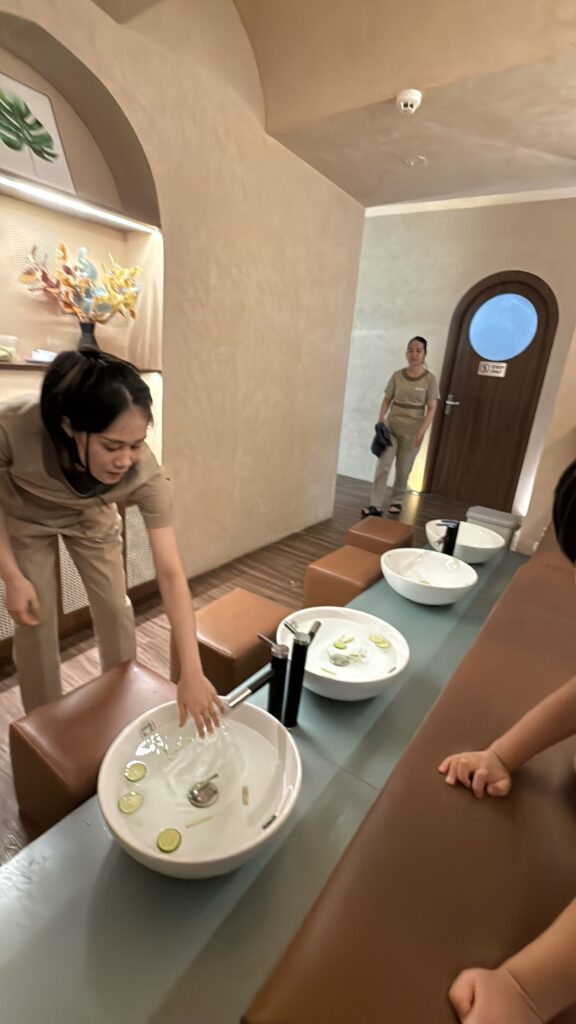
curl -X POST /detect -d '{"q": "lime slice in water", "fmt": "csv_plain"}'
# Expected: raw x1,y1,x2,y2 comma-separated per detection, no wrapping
156,828,182,854
124,760,147,782
118,791,143,814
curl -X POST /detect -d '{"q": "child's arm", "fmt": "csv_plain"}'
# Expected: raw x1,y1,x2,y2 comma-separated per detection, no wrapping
506,898,576,1021
439,674,576,797
450,899,576,1022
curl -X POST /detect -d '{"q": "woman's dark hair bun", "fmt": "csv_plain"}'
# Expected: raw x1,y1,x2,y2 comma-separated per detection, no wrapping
40,349,153,443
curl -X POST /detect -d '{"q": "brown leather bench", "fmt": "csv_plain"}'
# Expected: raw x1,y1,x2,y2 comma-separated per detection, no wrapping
10,661,175,832
242,531,576,1024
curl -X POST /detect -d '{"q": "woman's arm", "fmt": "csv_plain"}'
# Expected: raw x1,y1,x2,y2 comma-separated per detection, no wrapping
147,525,224,734
450,899,576,1022
0,509,40,625
378,394,391,422
414,398,438,447
439,673,576,796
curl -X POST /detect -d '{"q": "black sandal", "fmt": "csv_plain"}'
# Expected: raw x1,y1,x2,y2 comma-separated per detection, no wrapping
387,502,401,515
361,505,383,518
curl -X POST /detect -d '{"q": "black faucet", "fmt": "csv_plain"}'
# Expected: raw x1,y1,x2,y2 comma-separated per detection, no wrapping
439,520,460,557
282,620,321,728
226,636,289,720
283,628,310,728
226,622,321,728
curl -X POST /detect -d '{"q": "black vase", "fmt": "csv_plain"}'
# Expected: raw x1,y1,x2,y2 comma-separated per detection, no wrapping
78,321,99,351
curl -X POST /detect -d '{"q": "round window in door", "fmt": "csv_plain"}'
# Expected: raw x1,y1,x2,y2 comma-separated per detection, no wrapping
469,293,538,361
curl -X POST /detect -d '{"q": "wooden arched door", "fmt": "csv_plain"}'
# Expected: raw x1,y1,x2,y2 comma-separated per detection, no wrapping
425,271,558,511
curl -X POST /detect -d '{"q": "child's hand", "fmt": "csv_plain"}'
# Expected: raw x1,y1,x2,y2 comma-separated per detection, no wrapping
438,747,512,798
450,967,543,1022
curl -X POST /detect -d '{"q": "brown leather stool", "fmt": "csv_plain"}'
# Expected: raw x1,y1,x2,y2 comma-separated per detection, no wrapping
303,546,382,607
170,588,294,695
345,517,414,555
9,660,175,833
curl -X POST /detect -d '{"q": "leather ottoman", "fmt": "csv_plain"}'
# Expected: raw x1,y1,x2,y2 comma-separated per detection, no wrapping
10,660,175,832
345,516,414,555
171,588,294,695
302,546,382,607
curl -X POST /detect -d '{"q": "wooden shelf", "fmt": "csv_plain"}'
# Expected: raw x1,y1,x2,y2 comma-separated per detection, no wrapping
0,361,52,370
0,361,162,373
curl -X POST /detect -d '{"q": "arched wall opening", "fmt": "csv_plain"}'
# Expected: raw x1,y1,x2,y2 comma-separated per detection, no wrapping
0,12,161,225
0,13,164,376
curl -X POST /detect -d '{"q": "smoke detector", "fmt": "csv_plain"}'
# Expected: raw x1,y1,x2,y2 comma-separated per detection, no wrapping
396,89,422,115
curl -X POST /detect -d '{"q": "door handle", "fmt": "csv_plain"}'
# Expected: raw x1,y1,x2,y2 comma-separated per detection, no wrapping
444,394,460,416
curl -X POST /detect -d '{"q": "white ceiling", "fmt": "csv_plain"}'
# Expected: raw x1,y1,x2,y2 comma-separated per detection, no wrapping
273,54,576,206
234,0,576,206
90,0,576,207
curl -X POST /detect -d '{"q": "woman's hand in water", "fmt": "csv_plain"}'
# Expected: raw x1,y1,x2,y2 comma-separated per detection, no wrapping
4,573,41,626
450,968,544,1023
177,670,226,737
438,747,512,798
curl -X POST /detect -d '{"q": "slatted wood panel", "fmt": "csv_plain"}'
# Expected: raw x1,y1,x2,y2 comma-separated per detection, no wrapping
0,479,469,863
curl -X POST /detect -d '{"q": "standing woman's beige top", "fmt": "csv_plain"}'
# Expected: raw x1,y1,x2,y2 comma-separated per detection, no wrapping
384,369,440,440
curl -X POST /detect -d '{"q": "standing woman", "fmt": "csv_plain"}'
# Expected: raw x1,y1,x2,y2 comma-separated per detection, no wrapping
0,349,223,734
363,336,439,518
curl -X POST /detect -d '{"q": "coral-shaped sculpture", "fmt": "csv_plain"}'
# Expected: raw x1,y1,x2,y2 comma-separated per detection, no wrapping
20,243,141,324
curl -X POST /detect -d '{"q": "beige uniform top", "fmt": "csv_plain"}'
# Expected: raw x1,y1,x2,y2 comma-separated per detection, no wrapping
385,369,440,440
0,396,172,534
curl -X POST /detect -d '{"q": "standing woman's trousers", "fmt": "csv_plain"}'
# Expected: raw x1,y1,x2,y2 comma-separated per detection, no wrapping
8,507,136,712
370,430,419,508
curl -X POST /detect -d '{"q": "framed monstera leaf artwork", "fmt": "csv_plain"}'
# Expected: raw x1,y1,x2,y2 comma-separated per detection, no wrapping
0,72,75,193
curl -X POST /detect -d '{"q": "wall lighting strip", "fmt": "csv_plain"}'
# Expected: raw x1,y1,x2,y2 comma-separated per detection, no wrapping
0,173,159,234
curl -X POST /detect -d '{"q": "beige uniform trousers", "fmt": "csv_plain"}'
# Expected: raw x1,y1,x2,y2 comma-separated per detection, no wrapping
370,430,419,508
8,509,135,712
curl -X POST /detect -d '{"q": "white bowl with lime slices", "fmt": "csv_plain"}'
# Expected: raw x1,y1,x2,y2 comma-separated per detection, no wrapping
276,606,410,701
98,700,301,878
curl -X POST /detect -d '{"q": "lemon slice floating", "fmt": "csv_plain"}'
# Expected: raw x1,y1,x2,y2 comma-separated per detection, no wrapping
156,828,182,853
124,760,147,782
118,791,143,814
369,634,391,649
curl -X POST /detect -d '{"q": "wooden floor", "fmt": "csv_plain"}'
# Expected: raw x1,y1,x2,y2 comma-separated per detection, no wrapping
0,477,469,864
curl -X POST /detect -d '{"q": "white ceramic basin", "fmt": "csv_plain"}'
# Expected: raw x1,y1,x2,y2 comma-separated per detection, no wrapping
276,606,410,701
381,548,478,606
425,520,506,564
97,700,301,879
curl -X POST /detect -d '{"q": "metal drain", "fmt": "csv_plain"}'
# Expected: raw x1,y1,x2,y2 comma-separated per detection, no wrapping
188,774,219,808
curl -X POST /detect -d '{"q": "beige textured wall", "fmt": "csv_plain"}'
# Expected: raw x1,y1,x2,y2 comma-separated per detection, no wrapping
234,0,576,131
0,0,363,576
130,0,264,122
0,192,163,365
0,46,120,209
338,200,576,547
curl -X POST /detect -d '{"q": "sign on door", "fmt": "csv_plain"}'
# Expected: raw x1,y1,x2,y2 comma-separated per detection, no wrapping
477,361,507,378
